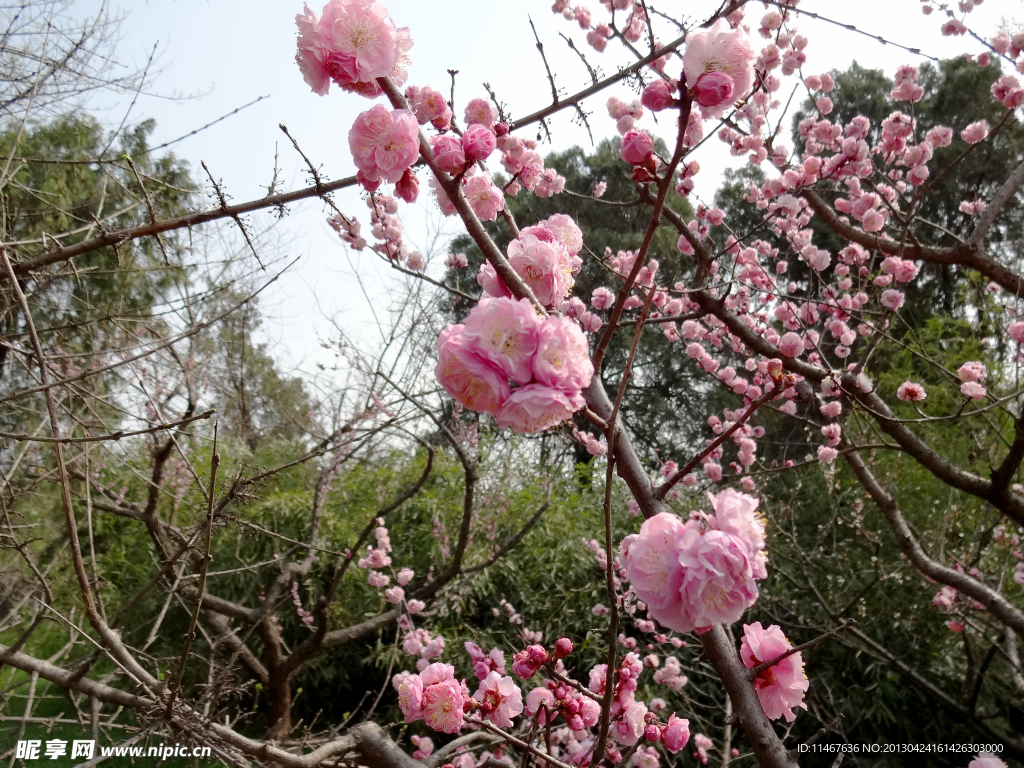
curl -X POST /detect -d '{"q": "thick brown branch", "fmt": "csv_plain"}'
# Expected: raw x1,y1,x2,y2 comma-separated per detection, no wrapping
843,443,1024,635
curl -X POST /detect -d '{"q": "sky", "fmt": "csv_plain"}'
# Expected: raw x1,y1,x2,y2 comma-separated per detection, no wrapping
75,0,1018,377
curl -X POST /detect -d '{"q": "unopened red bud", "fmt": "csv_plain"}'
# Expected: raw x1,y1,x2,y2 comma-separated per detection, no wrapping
632,166,655,183
554,637,573,659
645,724,661,742
494,122,510,136
527,644,549,665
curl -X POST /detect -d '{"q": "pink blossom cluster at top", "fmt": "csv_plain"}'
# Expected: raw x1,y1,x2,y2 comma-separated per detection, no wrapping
435,297,593,434
620,489,767,633
294,0,411,98
478,215,584,308
739,622,809,722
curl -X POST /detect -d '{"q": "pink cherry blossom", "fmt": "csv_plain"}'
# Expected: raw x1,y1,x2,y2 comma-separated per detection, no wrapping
431,135,465,173
435,324,510,416
464,98,498,128
819,401,842,419
397,567,414,586
526,686,554,716
1009,322,1024,343
473,671,524,727
896,381,927,402
960,120,990,144
398,673,424,722
740,622,809,723
612,700,648,745
395,168,419,203
692,72,734,109
660,714,691,753
461,297,541,384
410,735,433,761
349,105,420,188
385,586,404,604
674,525,762,631
932,585,957,610
682,18,754,115
295,6,331,95
880,289,905,311
969,754,1008,768
641,79,676,112
318,0,411,95
620,130,654,165
622,513,687,627
507,233,574,307
463,172,505,222
496,384,585,434
462,124,497,162
817,445,838,463
961,381,987,400
511,649,540,679
592,286,615,310
538,213,584,255
957,361,987,383
706,489,767,580
779,332,803,357
412,87,449,124
421,668,466,733
532,317,594,391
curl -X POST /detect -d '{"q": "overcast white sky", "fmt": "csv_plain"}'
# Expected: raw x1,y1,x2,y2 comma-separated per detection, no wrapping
79,0,1019,375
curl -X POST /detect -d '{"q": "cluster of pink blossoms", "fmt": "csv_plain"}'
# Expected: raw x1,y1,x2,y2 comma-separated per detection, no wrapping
403,628,445,669
397,662,469,734
465,641,506,680
295,0,411,98
621,489,767,633
739,622,809,722
395,661,524,734
478,215,584,308
435,296,593,434
348,105,420,194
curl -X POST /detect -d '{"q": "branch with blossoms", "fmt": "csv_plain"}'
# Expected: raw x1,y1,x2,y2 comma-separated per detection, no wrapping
283,0,1024,764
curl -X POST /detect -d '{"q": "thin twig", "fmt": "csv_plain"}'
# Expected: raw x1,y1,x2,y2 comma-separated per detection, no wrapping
166,424,220,717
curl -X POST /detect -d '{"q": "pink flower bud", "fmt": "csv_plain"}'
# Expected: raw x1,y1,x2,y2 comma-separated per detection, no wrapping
527,644,549,665
511,649,540,679
431,135,466,173
620,129,654,165
494,122,510,137
462,124,497,162
691,71,735,109
554,637,573,659
645,724,661,742
641,79,676,112
395,168,419,203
